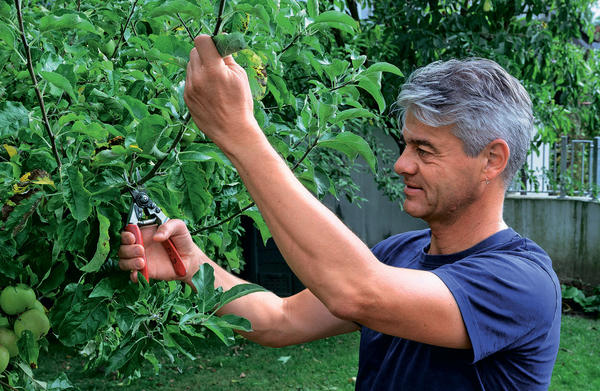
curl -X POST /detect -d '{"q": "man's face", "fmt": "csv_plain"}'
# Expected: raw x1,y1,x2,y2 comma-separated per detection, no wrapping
394,112,484,225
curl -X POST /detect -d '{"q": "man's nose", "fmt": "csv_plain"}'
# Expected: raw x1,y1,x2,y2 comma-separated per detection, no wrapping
394,148,417,176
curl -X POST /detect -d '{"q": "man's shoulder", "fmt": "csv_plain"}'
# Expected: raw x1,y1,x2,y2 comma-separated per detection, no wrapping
476,228,555,276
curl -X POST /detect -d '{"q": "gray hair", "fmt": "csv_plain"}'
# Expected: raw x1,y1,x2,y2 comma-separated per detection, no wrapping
395,58,534,187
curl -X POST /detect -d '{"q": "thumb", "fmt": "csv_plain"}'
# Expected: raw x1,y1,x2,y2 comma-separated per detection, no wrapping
222,54,238,67
153,219,188,242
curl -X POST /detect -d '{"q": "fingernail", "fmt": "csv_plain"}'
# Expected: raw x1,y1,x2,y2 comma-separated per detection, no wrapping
136,260,144,269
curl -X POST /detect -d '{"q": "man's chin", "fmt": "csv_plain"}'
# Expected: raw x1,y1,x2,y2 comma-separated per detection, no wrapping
402,200,429,220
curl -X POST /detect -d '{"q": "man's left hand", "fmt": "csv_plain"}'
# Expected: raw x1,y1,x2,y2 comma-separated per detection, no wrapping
184,34,261,152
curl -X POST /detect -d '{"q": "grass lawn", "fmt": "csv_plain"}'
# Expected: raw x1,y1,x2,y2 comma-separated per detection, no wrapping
550,314,600,391
35,314,598,390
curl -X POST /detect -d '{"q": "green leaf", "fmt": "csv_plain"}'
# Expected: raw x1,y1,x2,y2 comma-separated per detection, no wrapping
318,132,377,173
242,207,271,245
80,210,111,272
219,314,252,332
3,192,43,236
46,373,75,390
63,166,92,222
0,101,29,138
147,0,202,18
216,283,267,311
364,62,404,77
358,74,386,113
136,115,166,154
104,339,143,373
153,35,193,61
307,0,319,19
56,299,109,347
0,24,15,48
40,14,100,35
351,55,367,69
202,316,235,345
120,95,149,120
192,264,218,313
181,163,212,221
333,108,377,124
17,330,39,367
39,71,77,101
310,11,359,34
72,120,108,139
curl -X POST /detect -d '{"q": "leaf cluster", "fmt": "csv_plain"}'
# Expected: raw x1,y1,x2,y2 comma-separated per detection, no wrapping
359,0,600,141
0,0,403,384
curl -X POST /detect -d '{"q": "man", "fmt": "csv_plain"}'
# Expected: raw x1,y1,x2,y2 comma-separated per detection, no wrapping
119,35,561,390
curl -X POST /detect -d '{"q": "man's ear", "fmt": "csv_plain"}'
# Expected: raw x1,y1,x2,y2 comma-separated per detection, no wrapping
482,139,510,182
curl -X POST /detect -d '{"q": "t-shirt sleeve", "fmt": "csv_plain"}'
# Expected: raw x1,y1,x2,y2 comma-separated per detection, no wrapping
431,252,559,363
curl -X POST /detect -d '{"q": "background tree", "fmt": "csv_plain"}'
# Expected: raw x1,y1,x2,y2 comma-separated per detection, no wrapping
352,0,600,144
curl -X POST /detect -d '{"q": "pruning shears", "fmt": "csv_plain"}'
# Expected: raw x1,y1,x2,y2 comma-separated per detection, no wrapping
124,169,187,282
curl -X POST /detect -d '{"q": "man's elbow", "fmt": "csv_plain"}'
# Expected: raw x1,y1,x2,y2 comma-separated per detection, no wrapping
325,289,372,324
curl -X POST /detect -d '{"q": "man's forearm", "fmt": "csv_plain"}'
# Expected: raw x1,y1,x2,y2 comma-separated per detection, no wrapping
223,124,379,317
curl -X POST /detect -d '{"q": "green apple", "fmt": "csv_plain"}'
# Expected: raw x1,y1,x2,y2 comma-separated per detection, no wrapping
0,345,8,372
0,284,36,315
26,300,46,313
0,316,8,328
0,328,18,357
14,309,50,340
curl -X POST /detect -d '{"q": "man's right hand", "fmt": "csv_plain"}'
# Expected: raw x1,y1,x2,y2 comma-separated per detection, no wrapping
118,219,200,284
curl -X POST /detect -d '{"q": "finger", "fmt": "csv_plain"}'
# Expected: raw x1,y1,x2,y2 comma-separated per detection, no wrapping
130,270,138,283
222,54,238,67
193,35,222,68
188,47,200,73
118,243,144,259
118,256,145,272
153,219,187,242
120,231,136,245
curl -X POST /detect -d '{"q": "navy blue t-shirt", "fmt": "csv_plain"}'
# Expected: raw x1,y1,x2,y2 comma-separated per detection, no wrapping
356,228,561,391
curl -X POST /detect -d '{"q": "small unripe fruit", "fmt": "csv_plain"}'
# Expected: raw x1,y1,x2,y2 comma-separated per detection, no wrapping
483,0,492,12
14,309,50,340
0,317,8,328
0,345,8,372
212,32,247,57
0,285,36,315
181,130,197,146
27,300,46,313
0,328,18,357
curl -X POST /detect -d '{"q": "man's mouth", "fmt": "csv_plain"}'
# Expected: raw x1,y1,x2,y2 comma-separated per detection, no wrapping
404,183,423,195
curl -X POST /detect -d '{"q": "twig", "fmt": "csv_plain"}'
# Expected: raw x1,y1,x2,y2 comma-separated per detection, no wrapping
212,0,226,36
177,13,195,41
290,135,319,172
111,0,140,59
119,113,192,194
0,378,19,391
191,202,255,234
280,32,302,56
191,135,320,235
14,0,61,170
77,0,81,12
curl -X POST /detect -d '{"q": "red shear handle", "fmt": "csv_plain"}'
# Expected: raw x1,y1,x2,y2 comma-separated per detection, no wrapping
162,239,187,277
125,224,149,282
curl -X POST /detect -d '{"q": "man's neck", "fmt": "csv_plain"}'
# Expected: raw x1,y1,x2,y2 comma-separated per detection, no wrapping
427,194,507,255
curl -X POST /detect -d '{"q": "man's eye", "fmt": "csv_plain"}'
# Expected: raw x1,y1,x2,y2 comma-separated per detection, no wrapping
417,148,430,157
